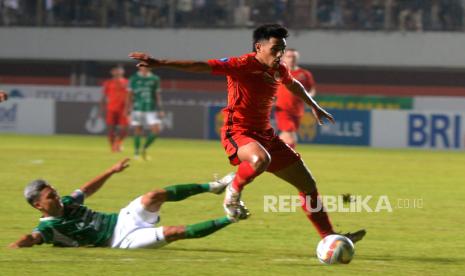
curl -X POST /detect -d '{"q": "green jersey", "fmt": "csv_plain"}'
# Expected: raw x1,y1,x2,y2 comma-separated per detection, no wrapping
129,72,161,112
33,195,117,247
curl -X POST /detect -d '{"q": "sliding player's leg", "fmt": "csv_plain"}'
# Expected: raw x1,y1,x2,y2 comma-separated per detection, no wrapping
120,215,243,249
111,175,244,249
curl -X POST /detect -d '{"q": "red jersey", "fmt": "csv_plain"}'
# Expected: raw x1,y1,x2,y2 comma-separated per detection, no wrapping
208,52,293,131
276,68,315,117
102,78,129,112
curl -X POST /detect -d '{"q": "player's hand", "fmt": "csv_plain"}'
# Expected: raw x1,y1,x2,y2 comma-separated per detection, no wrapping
0,91,8,102
129,52,160,68
110,158,130,173
312,106,335,125
158,111,165,118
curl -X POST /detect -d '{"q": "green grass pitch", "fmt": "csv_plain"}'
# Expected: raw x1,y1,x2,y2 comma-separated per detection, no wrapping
1,134,464,275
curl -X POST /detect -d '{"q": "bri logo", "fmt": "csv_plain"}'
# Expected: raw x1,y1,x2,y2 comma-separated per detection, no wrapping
408,113,463,149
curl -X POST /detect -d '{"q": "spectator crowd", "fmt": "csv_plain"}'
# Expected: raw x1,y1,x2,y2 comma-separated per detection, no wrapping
1,0,464,31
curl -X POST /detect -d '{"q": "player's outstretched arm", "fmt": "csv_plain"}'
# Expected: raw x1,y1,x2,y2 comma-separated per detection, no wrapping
286,79,335,125
78,158,130,198
9,232,43,248
0,91,8,102
129,52,211,73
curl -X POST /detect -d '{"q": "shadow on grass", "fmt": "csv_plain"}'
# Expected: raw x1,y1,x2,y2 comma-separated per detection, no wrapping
359,255,465,264
160,247,252,254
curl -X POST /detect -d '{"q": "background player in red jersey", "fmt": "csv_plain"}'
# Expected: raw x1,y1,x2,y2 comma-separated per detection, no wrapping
129,24,365,243
100,65,129,152
275,49,316,149
0,90,8,102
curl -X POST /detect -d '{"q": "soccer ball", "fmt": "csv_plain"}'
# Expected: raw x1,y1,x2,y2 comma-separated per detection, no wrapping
316,234,355,264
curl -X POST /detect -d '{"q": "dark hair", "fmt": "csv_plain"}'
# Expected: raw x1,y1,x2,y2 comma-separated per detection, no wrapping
24,179,50,206
253,24,289,52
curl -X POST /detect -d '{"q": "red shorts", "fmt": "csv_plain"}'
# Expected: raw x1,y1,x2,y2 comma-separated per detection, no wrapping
221,127,301,172
275,110,301,132
106,110,128,126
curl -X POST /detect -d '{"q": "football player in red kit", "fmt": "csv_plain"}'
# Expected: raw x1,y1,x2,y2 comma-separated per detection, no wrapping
129,24,365,243
275,49,316,149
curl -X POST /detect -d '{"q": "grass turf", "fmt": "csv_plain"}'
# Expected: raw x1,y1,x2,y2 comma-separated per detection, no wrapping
1,134,464,275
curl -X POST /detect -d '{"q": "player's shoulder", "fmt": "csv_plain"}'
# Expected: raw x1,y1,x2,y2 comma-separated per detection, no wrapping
218,52,253,65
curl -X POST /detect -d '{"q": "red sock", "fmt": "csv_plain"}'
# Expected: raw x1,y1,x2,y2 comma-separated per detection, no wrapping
231,161,260,192
299,190,335,238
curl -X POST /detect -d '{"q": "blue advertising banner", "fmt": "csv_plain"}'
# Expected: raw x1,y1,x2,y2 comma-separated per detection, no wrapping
298,109,371,146
207,106,371,146
408,112,462,149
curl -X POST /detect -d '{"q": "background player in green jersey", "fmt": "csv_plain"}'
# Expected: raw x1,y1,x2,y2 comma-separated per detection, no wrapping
9,158,249,249
127,66,164,160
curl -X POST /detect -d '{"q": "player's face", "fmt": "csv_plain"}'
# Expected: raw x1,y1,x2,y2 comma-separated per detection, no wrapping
34,186,64,217
138,66,151,75
111,68,124,78
255,37,287,68
283,50,299,69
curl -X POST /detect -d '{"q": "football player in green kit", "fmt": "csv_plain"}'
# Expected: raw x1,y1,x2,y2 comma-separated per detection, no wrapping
9,158,248,249
127,66,164,160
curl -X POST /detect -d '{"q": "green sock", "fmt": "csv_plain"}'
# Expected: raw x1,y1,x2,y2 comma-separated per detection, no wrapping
134,135,141,155
164,183,210,202
185,217,232,239
144,133,157,149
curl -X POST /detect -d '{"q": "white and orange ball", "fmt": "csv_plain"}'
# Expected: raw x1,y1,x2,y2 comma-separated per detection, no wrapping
316,234,355,264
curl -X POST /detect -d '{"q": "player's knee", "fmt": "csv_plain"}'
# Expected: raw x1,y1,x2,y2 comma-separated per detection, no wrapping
250,152,271,173
163,226,186,242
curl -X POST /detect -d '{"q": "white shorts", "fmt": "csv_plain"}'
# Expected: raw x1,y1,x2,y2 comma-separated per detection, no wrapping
131,111,162,127
108,196,167,249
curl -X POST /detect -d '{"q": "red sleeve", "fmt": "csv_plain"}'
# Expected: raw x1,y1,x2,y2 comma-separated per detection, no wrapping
207,56,243,76
303,70,315,90
279,63,293,85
